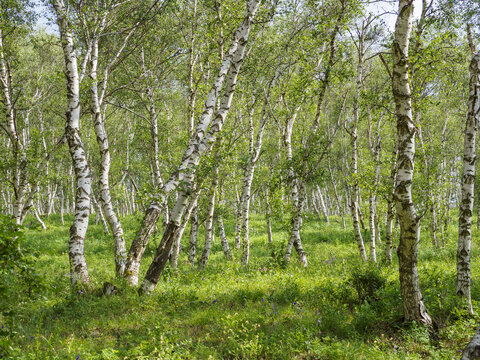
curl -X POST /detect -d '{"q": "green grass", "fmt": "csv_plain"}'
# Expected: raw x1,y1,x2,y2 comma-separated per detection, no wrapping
1,213,478,359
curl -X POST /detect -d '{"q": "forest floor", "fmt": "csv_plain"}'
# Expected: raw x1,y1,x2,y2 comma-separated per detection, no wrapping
1,213,479,359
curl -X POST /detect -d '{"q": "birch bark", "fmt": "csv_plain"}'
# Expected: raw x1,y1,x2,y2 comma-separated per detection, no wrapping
456,50,480,315
128,0,262,292
90,40,127,277
393,0,431,324
54,0,91,287
240,98,270,264
0,29,29,225
198,172,218,270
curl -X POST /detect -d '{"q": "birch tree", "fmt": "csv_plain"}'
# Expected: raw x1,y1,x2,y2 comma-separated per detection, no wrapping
456,35,480,315
53,0,92,287
122,0,263,289
392,0,431,324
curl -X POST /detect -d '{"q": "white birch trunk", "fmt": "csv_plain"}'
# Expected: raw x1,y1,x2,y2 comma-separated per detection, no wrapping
456,50,480,315
0,29,29,225
90,41,127,276
393,0,431,324
170,191,200,270
188,201,199,265
54,0,91,287
240,100,269,264
316,185,329,224
198,175,217,270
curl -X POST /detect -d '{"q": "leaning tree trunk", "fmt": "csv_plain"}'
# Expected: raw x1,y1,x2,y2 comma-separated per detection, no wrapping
136,0,262,294
456,49,480,315
392,0,431,325
54,0,91,287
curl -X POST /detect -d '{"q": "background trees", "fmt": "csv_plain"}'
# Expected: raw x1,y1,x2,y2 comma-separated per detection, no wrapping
1,0,480,356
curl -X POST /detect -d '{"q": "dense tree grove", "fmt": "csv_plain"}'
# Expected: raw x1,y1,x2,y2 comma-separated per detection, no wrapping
3,0,480,358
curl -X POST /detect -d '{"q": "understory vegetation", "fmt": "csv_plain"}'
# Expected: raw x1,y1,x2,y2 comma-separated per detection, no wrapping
1,213,478,359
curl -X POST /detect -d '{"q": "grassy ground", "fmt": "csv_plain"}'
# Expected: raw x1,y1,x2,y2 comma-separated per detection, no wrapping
1,212,479,359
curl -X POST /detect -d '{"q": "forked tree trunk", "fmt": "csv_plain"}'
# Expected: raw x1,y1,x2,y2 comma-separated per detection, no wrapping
456,50,480,315
54,0,91,287
392,0,431,324
137,0,262,294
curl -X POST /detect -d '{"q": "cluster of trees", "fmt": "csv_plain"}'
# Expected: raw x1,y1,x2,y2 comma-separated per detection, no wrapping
2,0,480,347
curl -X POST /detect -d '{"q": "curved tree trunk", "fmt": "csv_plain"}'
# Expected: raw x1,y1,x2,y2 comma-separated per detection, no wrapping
90,41,127,276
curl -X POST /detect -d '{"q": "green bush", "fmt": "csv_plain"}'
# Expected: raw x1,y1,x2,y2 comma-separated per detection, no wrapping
347,264,386,303
0,215,44,299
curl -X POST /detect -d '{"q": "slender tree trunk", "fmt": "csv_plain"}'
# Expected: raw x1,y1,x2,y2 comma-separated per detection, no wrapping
385,147,397,263
456,50,480,315
54,0,91,287
60,186,65,225
265,192,273,243
285,180,308,266
170,190,200,270
33,207,47,231
217,216,231,259
349,27,368,261
198,174,218,270
0,29,29,225
316,185,330,224
392,0,431,324
188,200,199,265
240,97,270,264
350,128,367,261
283,108,308,266
217,180,231,259
89,41,127,276
91,192,109,234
